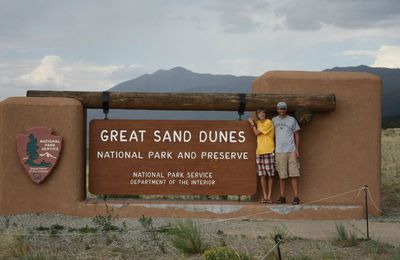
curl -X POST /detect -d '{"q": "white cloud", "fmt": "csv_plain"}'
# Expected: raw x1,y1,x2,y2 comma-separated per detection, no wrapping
0,55,153,100
20,55,65,87
371,45,400,68
17,55,151,90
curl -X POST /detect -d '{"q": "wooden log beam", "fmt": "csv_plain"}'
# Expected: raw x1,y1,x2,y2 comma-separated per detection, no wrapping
26,90,336,112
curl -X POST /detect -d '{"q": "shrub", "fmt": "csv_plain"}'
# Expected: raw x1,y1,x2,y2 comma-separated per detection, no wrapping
392,247,400,260
269,224,290,243
167,219,207,254
333,223,360,247
78,225,97,233
363,239,393,255
138,215,166,253
203,246,252,260
0,227,29,258
92,214,119,232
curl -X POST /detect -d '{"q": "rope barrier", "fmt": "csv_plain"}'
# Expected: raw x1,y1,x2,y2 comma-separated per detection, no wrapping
0,185,376,237
367,189,384,214
259,237,282,260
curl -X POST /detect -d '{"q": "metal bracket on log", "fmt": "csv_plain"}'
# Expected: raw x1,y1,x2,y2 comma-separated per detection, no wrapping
102,91,109,120
238,93,246,120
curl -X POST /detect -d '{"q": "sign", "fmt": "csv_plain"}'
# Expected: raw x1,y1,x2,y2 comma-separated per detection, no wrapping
17,127,62,184
89,120,257,195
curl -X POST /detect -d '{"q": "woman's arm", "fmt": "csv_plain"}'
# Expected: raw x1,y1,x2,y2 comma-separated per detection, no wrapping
247,118,259,136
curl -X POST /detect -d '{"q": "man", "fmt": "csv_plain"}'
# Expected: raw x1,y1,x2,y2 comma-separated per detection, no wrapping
272,101,301,205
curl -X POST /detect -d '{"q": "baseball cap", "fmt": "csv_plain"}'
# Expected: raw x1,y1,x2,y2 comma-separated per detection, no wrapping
276,101,287,109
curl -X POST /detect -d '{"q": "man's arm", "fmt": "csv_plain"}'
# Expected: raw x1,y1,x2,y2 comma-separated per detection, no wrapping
294,130,300,158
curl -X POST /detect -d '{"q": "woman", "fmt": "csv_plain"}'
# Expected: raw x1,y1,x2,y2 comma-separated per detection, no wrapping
248,109,275,203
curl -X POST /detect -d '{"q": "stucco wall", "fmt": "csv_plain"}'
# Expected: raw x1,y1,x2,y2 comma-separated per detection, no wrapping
252,71,381,215
0,97,84,215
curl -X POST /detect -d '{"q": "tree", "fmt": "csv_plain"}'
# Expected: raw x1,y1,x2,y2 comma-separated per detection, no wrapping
25,134,39,166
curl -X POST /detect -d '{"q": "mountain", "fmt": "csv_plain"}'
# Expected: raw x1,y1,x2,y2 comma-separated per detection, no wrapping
39,152,56,159
88,66,400,123
111,66,256,93
324,65,400,118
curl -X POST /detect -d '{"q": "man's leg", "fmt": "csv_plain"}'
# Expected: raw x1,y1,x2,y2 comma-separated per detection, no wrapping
275,153,288,203
279,178,286,197
288,151,301,204
267,176,273,201
291,177,298,197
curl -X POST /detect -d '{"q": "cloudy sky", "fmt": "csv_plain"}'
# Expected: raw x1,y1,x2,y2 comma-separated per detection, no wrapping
1,0,400,100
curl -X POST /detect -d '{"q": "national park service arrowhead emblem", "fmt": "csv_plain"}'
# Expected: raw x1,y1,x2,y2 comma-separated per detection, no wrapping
17,127,62,184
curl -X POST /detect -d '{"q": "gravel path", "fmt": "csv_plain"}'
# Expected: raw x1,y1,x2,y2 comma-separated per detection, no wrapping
1,213,399,246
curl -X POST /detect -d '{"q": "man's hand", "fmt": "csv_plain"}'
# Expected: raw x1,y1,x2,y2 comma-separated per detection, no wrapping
295,150,300,159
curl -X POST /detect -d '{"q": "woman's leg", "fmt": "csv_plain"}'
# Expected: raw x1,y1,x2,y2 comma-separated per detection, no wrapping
260,175,267,200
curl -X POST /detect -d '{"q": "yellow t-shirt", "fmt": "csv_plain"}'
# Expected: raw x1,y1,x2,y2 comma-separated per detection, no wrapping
256,119,275,155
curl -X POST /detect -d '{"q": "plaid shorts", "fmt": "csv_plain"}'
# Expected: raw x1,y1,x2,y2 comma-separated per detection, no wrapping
256,153,275,176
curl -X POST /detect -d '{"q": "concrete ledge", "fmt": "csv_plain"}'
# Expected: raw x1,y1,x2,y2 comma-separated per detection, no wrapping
71,200,365,220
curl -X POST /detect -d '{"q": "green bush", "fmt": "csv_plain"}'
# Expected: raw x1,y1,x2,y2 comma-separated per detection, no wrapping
392,247,400,260
78,225,97,233
203,246,252,260
167,219,207,254
333,223,360,247
92,214,119,232
363,239,393,255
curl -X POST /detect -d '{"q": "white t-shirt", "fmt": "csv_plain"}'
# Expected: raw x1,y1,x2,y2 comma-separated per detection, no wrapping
272,115,300,153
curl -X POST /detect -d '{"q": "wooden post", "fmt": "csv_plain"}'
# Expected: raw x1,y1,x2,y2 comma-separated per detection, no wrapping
26,91,336,112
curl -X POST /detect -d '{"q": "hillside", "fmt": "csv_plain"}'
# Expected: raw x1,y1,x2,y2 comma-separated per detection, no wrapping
325,65,400,118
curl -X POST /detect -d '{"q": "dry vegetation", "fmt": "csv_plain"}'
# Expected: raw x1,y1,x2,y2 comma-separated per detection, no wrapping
0,129,399,259
381,128,400,214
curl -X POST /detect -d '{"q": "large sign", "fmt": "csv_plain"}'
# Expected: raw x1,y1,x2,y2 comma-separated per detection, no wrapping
17,127,62,184
89,120,257,195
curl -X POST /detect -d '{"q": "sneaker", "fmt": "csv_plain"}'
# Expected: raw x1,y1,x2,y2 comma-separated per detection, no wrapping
277,196,286,204
292,197,300,205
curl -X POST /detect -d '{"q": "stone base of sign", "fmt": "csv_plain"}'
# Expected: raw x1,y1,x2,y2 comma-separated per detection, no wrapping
0,97,85,215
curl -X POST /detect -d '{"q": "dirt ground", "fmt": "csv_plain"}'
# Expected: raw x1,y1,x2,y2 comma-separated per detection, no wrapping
215,217,400,246
1,213,400,259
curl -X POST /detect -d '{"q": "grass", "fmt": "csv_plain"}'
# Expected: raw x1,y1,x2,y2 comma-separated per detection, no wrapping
203,246,252,260
0,227,29,258
166,219,208,254
138,215,167,253
269,224,292,243
333,223,360,247
381,128,400,214
78,225,97,233
362,239,393,255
